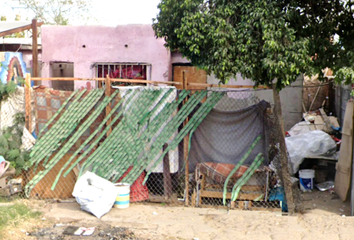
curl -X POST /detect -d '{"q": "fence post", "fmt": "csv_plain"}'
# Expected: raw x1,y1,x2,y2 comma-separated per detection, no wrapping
163,143,172,200
272,84,295,214
25,73,32,133
105,75,112,136
183,71,190,206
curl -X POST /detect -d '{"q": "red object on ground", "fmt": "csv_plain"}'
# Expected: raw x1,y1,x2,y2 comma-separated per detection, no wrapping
117,166,149,202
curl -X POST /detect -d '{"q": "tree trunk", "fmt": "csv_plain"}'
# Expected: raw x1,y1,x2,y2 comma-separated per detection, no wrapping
272,84,296,214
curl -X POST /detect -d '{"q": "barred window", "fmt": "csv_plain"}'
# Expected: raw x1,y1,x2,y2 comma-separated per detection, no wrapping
94,62,151,86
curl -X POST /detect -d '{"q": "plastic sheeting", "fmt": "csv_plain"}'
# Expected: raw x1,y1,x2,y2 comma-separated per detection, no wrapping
285,130,337,173
189,100,270,172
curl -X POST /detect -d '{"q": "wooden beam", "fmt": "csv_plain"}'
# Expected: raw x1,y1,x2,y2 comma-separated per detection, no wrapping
32,19,38,78
200,191,263,200
30,77,182,85
183,71,190,206
25,73,32,133
105,75,112,136
163,143,172,199
188,82,271,89
0,21,43,41
0,24,31,38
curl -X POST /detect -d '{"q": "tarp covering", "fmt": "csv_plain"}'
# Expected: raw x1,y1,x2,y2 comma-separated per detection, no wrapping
189,100,270,172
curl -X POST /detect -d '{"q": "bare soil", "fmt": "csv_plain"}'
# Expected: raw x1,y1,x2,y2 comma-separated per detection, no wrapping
2,189,353,240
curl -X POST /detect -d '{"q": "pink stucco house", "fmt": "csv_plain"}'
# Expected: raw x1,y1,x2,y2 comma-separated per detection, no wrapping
41,24,171,90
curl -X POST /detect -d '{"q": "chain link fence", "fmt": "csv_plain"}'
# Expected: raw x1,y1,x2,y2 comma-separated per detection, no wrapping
0,82,302,212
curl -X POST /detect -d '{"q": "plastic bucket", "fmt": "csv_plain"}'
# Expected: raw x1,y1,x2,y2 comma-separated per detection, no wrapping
299,169,315,192
114,183,130,209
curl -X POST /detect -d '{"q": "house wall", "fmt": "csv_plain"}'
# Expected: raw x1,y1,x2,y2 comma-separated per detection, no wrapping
41,25,171,89
254,76,304,131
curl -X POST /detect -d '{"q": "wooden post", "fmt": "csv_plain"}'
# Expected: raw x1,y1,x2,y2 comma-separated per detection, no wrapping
183,71,190,205
32,19,38,78
163,143,172,200
272,84,295,214
105,75,112,136
25,73,32,133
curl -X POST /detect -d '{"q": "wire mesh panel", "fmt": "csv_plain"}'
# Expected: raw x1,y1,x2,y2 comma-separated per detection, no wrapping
5,83,302,212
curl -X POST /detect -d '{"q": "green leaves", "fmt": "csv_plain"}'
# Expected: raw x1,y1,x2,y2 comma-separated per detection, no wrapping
0,113,30,174
154,0,354,90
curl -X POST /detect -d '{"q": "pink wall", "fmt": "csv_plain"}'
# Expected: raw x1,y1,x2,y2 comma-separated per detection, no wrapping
41,25,171,89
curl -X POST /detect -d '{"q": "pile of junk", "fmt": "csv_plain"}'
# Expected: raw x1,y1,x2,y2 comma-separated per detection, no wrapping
286,104,341,194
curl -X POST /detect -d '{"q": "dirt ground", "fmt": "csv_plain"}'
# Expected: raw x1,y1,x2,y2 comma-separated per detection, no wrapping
3,189,354,240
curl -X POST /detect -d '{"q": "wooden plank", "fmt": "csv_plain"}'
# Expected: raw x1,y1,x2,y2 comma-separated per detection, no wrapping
31,77,182,85
25,73,32,133
163,144,172,199
0,24,32,37
335,100,354,201
29,76,269,89
191,190,196,207
200,190,263,200
314,115,325,131
205,184,263,192
329,116,340,129
105,76,112,136
173,66,207,90
188,82,270,89
148,193,179,204
319,108,331,132
23,153,78,199
183,71,190,206
32,19,38,78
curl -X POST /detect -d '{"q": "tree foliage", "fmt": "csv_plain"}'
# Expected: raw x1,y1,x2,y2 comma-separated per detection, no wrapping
0,113,30,174
153,0,354,89
19,0,93,25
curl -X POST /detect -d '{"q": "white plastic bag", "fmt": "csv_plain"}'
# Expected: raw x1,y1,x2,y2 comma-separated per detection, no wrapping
286,130,337,173
72,171,118,218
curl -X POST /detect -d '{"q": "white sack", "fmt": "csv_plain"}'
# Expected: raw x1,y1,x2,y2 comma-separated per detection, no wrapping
72,171,117,218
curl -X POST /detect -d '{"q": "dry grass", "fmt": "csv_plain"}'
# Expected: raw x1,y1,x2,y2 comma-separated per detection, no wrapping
0,199,43,240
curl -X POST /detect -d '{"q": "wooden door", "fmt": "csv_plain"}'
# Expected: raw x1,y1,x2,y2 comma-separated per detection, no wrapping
173,66,207,90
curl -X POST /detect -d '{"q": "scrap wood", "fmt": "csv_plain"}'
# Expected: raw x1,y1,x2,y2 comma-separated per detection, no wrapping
319,108,332,132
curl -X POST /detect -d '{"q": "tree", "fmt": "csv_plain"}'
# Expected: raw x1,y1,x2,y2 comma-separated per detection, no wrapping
153,0,354,213
153,0,354,89
19,0,93,25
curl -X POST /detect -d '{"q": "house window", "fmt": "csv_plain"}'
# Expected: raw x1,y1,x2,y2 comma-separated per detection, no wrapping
94,63,151,86
51,62,74,91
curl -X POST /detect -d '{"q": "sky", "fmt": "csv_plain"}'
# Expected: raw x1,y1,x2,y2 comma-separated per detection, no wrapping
0,0,161,26
90,0,161,26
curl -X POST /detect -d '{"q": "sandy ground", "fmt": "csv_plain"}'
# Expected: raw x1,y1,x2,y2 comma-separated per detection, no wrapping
3,189,354,240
